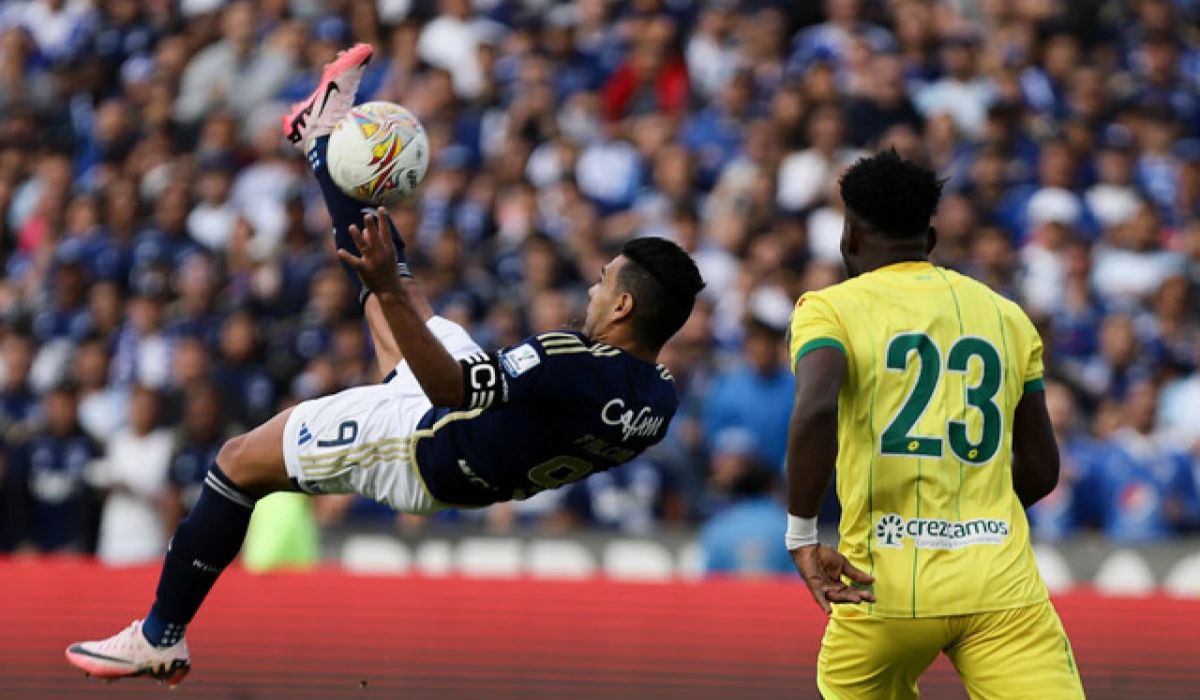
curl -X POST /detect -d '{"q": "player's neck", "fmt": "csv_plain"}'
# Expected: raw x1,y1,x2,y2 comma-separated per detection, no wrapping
856,251,929,275
593,329,657,364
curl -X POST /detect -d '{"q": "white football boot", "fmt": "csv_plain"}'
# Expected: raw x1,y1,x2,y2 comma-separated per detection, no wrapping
65,619,191,687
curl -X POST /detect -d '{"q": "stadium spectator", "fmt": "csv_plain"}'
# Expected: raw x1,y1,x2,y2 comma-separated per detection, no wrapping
601,17,688,122
684,0,738,101
787,0,895,81
1027,381,1101,541
845,52,923,148
90,384,173,564
700,461,793,577
1083,381,1199,542
109,281,172,390
3,381,100,554
680,71,753,189
559,453,683,534
913,30,995,140
1092,203,1187,308
212,311,276,429
165,381,229,524
776,102,858,213
704,311,793,471
71,335,127,444
173,1,296,124
0,330,38,441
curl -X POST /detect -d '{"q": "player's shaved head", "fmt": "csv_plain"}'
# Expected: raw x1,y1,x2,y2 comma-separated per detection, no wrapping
617,237,705,350
840,148,945,240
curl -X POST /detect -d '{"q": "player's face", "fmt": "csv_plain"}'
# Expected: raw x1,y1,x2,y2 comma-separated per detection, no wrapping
582,256,625,337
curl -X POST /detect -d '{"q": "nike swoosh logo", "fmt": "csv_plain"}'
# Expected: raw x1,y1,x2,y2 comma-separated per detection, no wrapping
319,82,341,114
68,645,137,666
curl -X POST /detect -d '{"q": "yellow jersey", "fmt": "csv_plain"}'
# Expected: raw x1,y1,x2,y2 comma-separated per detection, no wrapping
788,261,1048,618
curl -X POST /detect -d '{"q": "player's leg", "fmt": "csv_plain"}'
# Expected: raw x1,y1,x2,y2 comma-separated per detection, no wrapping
944,601,1085,700
283,43,467,378
278,41,413,376
816,610,947,700
307,133,422,376
64,410,299,685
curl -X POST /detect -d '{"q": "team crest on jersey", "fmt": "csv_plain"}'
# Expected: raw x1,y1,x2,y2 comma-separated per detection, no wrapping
875,513,1010,550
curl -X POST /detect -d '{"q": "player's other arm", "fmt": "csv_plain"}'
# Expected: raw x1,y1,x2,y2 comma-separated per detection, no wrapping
338,207,464,407
1011,388,1059,507
786,346,875,614
786,347,842,519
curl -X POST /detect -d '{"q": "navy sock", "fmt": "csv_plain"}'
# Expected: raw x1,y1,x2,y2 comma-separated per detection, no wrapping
307,136,408,305
142,465,257,647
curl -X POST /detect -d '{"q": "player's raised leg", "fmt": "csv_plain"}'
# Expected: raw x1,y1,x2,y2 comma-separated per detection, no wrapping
65,409,297,685
282,42,428,376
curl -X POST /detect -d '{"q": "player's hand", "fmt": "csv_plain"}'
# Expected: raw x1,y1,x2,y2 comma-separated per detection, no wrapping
790,543,876,615
337,206,402,296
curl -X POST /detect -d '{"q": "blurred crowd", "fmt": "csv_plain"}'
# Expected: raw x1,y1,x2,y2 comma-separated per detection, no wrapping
1,0,1200,575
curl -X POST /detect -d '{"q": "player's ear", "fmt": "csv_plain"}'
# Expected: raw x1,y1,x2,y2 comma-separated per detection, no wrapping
925,226,938,255
613,291,635,322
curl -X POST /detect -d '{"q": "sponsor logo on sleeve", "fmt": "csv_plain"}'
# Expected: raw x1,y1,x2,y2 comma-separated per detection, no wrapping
500,343,541,377
874,513,1010,550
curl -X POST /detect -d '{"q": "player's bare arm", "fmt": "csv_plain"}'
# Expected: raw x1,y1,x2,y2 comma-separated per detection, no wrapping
786,345,875,614
1011,388,1060,507
338,208,465,408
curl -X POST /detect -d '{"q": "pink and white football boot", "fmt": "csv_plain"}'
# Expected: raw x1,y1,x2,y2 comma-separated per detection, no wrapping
281,42,374,151
65,619,191,687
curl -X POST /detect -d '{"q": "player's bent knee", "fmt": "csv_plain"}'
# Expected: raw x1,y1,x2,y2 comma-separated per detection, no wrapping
217,434,279,492
216,434,252,483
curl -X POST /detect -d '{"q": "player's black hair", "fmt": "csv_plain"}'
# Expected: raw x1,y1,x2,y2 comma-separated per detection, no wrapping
618,237,705,350
840,148,946,240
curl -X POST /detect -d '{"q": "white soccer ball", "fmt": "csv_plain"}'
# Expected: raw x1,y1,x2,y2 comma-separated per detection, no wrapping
327,101,430,207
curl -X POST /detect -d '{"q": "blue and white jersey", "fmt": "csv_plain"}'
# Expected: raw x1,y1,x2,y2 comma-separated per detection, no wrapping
414,331,678,507
8,430,100,551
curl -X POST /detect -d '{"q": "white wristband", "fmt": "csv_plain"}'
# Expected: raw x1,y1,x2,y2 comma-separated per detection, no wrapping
785,514,819,551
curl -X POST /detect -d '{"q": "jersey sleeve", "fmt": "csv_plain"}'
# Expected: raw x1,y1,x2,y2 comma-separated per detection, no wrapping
1018,312,1045,395
457,331,589,411
787,291,848,374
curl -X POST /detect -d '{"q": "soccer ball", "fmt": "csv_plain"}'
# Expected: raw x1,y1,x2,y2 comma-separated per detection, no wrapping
327,101,430,207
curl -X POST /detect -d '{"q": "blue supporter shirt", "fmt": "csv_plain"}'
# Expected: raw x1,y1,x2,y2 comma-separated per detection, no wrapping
562,455,673,532
1027,436,1101,541
168,435,223,512
700,497,795,576
1082,430,1199,542
414,332,678,507
8,430,100,551
703,363,794,470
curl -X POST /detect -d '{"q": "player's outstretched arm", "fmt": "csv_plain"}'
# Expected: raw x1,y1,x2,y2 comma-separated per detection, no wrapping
338,207,464,407
786,346,875,614
1011,389,1059,507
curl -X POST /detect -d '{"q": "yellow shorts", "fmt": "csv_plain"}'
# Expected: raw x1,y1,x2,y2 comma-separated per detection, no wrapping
817,601,1085,700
